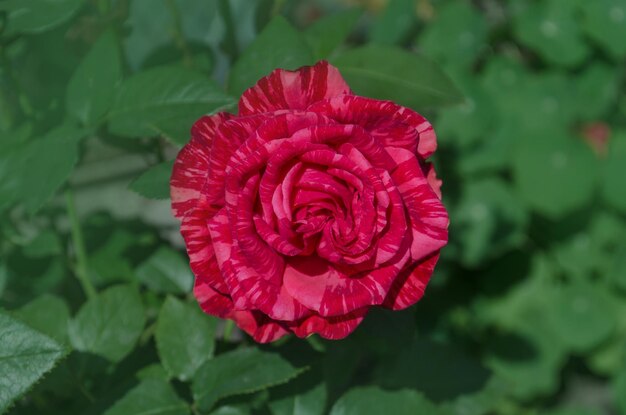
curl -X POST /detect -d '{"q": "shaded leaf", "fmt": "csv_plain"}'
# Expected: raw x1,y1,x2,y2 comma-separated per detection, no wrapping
193,348,305,412
136,247,194,295
228,16,314,96
0,0,82,35
330,387,448,415
104,378,189,415
332,45,462,110
305,10,361,60
129,160,174,200
0,123,86,214
66,30,122,126
0,313,67,413
108,66,235,144
156,297,217,381
12,294,70,344
69,285,146,362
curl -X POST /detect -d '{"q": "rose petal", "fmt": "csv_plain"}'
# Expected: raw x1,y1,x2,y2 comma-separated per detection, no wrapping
171,112,233,219
309,94,437,158
290,307,368,340
383,253,440,310
239,61,352,115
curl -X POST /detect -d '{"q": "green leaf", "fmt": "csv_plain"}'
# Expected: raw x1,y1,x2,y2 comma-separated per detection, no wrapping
123,0,218,70
370,0,416,46
129,160,174,200
602,131,626,212
269,382,326,415
0,0,83,35
615,366,626,414
304,10,361,60
22,230,63,258
513,0,589,67
330,387,448,415
0,263,7,299
136,247,194,295
66,30,122,126
69,285,146,362
156,297,217,381
418,1,488,69
580,0,626,59
512,129,598,217
12,294,71,344
0,123,86,214
103,378,189,415
546,282,616,353
574,63,620,121
228,16,315,96
331,45,462,110
0,313,67,413
452,178,528,267
192,348,305,412
107,66,235,144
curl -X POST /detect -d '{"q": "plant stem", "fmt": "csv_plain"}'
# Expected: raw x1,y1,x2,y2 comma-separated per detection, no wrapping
223,319,235,342
65,190,97,300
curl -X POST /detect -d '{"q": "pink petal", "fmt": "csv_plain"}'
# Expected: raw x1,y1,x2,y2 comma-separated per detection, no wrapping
238,61,352,115
170,112,233,219
289,307,368,340
383,253,440,310
308,94,437,158
387,148,449,262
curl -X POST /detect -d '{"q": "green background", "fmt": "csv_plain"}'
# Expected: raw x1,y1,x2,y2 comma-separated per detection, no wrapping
1,0,626,414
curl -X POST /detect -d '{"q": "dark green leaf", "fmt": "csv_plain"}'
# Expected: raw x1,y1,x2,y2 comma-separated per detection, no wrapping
0,313,67,413
193,348,305,412
0,123,86,214
0,0,82,35
12,294,70,344
418,1,488,70
22,230,63,258
136,247,193,295
103,378,189,415
108,66,235,144
615,366,626,414
370,0,416,46
304,10,361,60
452,178,528,267
228,16,314,96
156,296,217,381
512,129,598,217
69,285,146,362
331,45,462,110
513,0,589,67
547,282,616,353
129,160,174,200
602,131,626,212
580,0,626,59
66,30,122,126
330,387,448,415
269,382,326,415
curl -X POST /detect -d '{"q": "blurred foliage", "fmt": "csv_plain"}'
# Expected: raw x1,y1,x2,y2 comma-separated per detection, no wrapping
1,0,626,414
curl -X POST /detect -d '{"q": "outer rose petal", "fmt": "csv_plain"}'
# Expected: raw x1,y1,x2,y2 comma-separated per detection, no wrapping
289,308,368,340
171,113,233,219
423,162,443,199
308,95,437,158
231,311,289,343
383,253,440,310
238,61,352,115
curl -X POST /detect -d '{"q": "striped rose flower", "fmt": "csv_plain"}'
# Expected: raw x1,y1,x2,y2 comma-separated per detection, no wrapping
171,61,448,343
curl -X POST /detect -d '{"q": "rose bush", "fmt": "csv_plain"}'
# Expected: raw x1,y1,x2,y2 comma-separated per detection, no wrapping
171,61,449,342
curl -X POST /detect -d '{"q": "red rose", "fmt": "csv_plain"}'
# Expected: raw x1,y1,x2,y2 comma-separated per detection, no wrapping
171,61,448,343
